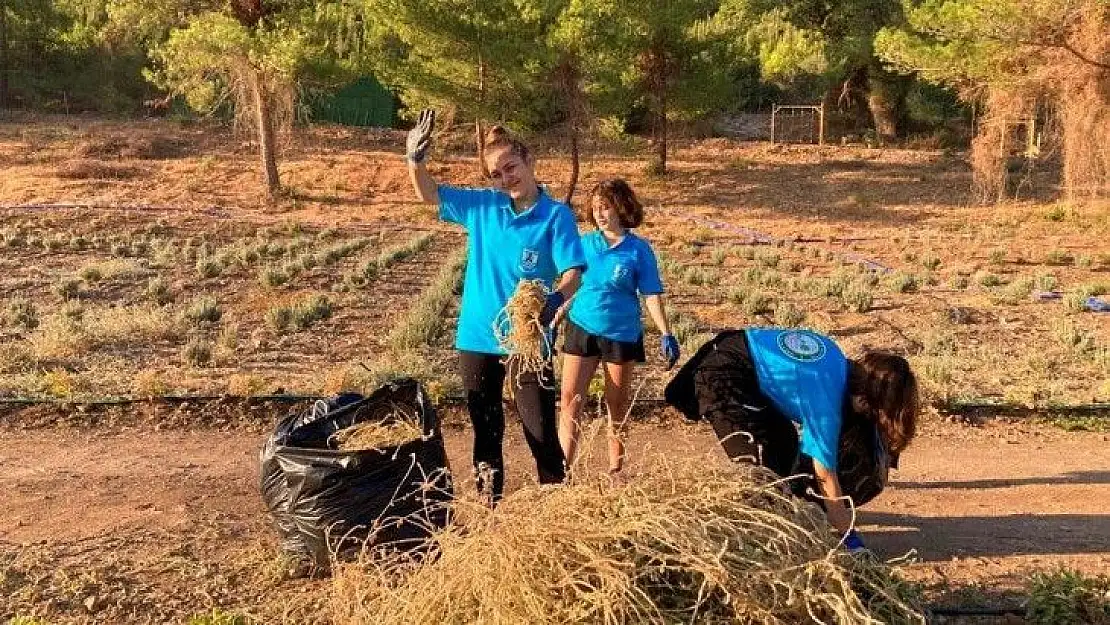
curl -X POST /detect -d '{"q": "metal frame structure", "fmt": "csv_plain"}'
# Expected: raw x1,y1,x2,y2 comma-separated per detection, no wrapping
770,104,825,145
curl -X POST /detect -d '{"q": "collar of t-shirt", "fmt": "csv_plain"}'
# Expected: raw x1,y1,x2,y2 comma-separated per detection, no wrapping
506,187,548,221
590,229,634,252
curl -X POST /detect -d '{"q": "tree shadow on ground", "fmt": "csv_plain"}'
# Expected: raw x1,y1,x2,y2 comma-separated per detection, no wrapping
859,511,1110,561
654,152,1063,226
891,471,1110,490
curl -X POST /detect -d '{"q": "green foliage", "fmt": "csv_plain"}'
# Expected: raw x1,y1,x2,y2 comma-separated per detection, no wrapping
185,296,222,325
1026,569,1110,625
5,298,39,330
876,0,1092,90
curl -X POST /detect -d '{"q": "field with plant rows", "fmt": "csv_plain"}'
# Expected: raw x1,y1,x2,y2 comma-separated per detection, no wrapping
1,116,1108,624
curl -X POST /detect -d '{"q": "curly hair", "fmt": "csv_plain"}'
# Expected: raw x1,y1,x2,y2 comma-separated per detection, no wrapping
586,178,644,229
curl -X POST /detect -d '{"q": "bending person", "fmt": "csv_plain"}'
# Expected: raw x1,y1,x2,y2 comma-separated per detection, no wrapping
406,110,585,502
664,328,918,552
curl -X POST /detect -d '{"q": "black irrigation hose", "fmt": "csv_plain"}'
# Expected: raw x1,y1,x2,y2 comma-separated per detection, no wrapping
926,605,1025,617
945,401,1110,415
2,394,1107,417
0,394,671,408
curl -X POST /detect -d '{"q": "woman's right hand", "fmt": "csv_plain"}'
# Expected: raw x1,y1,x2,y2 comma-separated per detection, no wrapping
406,109,435,163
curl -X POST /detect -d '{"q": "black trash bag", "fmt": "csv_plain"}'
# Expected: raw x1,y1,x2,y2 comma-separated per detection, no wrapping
259,378,453,572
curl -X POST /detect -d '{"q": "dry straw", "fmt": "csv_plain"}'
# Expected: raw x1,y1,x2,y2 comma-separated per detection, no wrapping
330,454,924,625
494,279,552,381
330,415,425,452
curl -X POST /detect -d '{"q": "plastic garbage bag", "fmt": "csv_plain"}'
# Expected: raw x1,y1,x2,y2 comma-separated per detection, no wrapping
260,378,453,572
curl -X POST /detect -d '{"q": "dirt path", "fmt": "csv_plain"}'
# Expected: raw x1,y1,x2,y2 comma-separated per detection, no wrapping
1,418,1107,620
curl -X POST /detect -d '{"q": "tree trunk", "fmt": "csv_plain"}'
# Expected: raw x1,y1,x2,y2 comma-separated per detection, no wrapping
0,0,9,109
251,74,280,196
867,63,912,142
648,46,668,173
475,55,487,176
657,74,668,173
566,119,579,206
555,56,583,206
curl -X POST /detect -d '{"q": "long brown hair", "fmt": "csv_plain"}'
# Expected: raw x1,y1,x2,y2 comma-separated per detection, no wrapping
847,351,919,455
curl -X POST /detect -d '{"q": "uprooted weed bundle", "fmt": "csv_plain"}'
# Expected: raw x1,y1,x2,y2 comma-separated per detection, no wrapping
330,414,424,452
330,456,924,624
494,279,551,379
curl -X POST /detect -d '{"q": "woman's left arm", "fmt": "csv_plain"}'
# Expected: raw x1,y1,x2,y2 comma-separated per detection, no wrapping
644,294,670,335
813,461,852,534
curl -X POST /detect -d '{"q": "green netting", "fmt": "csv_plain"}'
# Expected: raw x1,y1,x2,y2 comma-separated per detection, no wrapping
310,76,397,128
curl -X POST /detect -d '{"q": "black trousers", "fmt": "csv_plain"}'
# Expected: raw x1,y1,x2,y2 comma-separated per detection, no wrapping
458,350,565,501
665,331,800,478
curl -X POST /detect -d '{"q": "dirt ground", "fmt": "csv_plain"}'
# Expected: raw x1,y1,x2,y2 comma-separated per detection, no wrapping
1,411,1108,623
1,114,1108,622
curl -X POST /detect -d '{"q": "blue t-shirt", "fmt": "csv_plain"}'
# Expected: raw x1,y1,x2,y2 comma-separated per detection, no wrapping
744,328,847,471
568,230,664,343
439,184,586,354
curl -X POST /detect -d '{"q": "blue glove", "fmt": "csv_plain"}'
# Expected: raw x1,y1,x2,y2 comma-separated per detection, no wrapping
540,291,565,326
843,529,867,553
660,334,680,371
405,109,435,163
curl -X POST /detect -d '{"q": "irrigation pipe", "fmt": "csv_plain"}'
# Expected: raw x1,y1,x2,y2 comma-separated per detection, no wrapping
1,394,1106,417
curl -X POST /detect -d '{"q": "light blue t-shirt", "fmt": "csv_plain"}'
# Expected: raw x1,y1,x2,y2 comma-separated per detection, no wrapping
744,328,847,471
439,185,586,355
568,230,664,343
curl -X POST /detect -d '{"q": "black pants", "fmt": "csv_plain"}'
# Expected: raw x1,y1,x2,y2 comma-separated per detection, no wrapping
459,351,565,501
665,331,800,478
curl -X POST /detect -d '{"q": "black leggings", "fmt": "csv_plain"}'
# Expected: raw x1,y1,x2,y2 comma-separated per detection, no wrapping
666,331,800,478
458,351,565,501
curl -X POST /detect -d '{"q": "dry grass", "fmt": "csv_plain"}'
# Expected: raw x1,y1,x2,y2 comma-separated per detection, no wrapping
330,416,425,451
26,305,183,362
330,456,923,624
495,279,550,381
56,159,142,180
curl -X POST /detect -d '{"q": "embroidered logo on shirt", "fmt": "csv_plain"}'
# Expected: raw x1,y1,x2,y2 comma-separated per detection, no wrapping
777,331,826,362
520,248,539,273
611,263,631,283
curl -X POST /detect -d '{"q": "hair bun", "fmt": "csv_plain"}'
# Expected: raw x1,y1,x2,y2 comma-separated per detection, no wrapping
484,125,510,146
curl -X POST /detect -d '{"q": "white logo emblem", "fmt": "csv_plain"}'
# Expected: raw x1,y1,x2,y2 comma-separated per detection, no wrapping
612,264,630,282
777,331,826,362
520,248,539,273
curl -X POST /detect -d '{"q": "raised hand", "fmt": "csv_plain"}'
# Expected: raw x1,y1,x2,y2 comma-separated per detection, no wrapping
406,109,436,163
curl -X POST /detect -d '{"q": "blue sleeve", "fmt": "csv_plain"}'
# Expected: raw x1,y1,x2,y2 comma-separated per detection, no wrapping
636,241,664,295
438,185,487,227
551,205,586,273
800,403,841,472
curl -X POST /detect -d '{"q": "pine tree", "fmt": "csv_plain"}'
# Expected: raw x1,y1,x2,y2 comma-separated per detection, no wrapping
554,0,734,174
145,2,354,196
875,0,1108,200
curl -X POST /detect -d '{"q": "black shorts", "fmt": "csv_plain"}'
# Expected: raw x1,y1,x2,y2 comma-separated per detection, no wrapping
562,318,646,364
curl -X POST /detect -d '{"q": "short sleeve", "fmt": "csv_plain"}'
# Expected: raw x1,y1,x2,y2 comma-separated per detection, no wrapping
636,241,664,295
800,408,841,472
438,185,488,227
551,205,586,273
